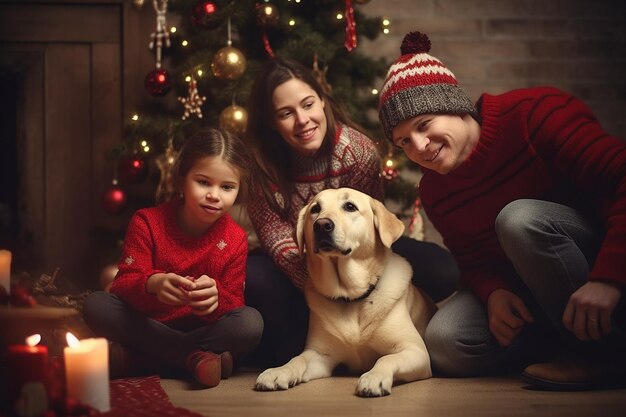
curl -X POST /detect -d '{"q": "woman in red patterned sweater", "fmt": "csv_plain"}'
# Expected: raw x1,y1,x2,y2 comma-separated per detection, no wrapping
378,31,626,390
83,128,263,388
243,57,460,367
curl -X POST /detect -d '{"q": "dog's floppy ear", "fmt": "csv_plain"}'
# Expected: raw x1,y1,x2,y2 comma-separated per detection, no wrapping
371,198,405,248
295,203,309,255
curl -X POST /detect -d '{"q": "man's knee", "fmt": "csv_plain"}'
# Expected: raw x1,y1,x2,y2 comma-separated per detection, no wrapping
495,200,534,242
425,316,481,377
425,292,499,376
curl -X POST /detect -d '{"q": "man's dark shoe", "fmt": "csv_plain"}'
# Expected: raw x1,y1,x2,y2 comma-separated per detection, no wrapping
522,353,625,391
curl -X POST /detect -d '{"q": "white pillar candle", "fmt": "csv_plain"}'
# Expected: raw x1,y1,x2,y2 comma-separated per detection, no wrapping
64,333,110,412
0,249,11,294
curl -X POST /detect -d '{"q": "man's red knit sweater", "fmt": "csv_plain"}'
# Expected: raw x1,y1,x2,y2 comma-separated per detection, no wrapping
420,87,626,304
110,199,248,323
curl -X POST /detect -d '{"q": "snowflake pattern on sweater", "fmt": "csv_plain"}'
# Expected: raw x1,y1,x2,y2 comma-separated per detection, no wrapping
247,124,384,290
110,199,248,323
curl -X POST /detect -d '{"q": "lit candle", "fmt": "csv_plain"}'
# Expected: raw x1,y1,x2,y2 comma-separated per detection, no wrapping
0,249,11,295
63,333,110,412
7,334,49,417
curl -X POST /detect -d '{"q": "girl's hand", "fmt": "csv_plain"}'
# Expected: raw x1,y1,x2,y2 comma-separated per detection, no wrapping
187,275,219,316
487,289,534,347
147,273,195,306
563,281,622,341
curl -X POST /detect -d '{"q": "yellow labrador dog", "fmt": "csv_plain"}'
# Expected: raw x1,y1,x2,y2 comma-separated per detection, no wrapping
255,188,437,397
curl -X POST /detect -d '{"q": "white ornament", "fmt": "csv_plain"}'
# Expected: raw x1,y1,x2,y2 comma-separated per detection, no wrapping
149,0,171,68
178,77,207,120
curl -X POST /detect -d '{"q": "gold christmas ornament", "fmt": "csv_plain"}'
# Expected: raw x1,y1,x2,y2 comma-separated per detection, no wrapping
211,46,246,80
219,104,248,138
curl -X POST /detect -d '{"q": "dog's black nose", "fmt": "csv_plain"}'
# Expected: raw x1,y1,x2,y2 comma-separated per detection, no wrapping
314,218,334,234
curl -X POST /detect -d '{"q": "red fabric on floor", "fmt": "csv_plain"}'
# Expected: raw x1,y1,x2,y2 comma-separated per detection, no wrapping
101,375,204,417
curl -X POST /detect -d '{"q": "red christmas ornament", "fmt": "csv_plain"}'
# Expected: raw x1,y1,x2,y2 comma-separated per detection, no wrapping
102,181,128,215
191,0,222,30
118,156,149,184
144,68,172,97
10,284,37,307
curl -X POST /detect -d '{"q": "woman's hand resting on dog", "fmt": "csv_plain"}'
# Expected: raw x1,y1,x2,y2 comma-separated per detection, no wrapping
146,273,219,315
487,289,534,347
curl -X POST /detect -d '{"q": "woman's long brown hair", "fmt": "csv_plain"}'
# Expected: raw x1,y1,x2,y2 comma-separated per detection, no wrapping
245,57,363,218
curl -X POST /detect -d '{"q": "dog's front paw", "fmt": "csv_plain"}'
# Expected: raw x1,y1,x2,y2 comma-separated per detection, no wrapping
355,370,392,397
255,366,301,391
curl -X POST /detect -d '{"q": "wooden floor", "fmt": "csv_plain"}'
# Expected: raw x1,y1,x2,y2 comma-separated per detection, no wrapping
161,371,626,417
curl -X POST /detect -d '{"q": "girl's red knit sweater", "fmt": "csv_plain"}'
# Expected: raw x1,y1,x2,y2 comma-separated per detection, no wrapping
110,199,248,323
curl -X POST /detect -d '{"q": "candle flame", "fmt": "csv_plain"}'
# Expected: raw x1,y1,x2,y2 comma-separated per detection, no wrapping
26,334,41,346
66,332,80,347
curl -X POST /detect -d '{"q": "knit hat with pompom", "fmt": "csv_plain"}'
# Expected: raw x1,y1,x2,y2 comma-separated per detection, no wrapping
378,31,477,142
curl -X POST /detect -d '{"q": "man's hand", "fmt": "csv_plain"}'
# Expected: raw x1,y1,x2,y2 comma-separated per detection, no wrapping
563,280,622,341
487,289,534,347
187,275,219,316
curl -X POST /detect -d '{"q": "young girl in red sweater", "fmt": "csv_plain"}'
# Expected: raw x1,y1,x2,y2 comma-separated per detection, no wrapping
83,128,263,388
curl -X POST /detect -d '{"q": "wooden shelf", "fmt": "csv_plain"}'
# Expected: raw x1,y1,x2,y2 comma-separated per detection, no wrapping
0,304,79,348
0,304,78,320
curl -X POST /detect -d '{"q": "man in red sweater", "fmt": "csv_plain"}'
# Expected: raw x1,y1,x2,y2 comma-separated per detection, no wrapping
378,31,626,390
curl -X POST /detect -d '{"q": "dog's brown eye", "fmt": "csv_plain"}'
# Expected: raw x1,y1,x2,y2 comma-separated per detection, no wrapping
310,203,321,214
343,202,358,212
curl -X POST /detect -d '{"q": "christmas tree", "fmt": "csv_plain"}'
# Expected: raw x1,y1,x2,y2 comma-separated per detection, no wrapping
108,0,419,220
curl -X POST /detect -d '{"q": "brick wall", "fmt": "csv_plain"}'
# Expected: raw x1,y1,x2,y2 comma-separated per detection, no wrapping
360,0,626,138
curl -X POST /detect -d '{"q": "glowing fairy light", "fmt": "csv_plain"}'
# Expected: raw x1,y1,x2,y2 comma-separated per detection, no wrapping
382,18,391,34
